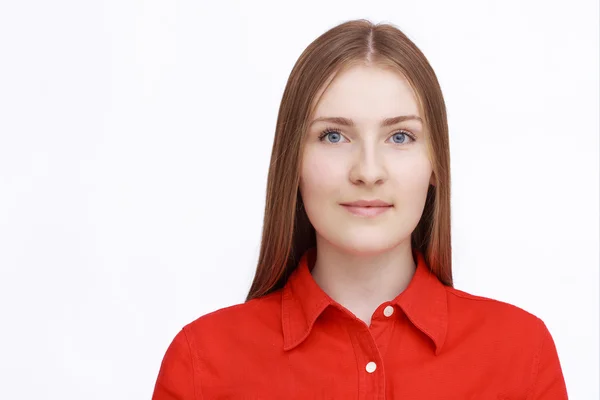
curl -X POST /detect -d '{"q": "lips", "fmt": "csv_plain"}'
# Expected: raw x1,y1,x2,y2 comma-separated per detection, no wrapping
340,200,393,217
341,199,392,207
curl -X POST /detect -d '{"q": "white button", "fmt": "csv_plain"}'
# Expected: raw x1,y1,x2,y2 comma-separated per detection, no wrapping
383,305,394,317
365,361,377,373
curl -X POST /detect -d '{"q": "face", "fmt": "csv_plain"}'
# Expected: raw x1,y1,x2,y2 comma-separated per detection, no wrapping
299,64,434,255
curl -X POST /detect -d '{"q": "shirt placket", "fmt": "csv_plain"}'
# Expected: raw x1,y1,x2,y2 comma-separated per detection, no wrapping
345,306,394,400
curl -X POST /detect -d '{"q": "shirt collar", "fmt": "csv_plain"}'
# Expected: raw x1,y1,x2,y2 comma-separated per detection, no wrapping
281,247,448,355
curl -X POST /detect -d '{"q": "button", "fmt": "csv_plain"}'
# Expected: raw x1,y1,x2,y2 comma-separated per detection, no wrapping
365,361,377,373
383,305,394,317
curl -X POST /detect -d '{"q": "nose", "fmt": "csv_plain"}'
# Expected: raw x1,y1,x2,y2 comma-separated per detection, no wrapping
349,142,387,187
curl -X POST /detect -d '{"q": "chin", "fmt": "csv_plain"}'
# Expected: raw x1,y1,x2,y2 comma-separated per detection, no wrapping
333,234,400,256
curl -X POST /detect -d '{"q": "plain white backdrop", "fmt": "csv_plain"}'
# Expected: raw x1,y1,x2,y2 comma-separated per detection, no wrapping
0,0,598,399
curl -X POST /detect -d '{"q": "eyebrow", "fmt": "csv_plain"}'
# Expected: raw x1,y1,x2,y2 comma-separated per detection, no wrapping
309,115,423,127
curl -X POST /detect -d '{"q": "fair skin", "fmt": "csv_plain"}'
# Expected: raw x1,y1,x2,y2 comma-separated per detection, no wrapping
299,63,435,327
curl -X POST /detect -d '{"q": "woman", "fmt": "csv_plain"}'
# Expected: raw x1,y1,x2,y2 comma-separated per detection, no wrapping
152,19,568,399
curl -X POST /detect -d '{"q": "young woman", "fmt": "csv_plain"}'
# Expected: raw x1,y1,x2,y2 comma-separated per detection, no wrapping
152,19,568,399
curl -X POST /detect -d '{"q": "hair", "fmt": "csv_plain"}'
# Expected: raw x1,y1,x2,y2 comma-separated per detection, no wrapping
245,18,452,302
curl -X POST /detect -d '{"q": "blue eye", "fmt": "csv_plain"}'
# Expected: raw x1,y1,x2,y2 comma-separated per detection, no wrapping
326,132,341,142
388,130,415,145
318,129,344,143
392,132,408,144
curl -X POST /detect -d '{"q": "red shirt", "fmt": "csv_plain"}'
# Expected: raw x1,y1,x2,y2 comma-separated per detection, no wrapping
152,248,568,399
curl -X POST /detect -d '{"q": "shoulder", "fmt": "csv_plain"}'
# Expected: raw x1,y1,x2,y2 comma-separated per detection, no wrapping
447,285,540,320
152,291,285,398
181,289,283,347
443,285,553,349
442,286,567,395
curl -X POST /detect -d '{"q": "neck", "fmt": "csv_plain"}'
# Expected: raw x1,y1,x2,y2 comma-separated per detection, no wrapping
310,236,417,327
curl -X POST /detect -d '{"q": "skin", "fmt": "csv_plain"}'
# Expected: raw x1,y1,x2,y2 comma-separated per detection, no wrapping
299,64,435,327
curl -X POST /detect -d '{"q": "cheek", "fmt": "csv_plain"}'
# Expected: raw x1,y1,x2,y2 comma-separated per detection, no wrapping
299,149,346,201
388,151,432,191
387,154,432,220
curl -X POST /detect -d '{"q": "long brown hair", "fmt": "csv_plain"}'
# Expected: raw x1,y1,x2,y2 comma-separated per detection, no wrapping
245,19,452,302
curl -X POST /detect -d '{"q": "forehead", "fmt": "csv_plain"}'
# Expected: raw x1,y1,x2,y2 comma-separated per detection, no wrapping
312,65,421,123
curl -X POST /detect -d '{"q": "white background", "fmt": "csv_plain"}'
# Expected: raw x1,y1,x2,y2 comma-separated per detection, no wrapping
0,1,598,399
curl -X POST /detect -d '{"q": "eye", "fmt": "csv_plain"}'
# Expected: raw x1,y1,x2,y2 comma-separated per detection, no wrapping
317,127,348,144
387,130,415,145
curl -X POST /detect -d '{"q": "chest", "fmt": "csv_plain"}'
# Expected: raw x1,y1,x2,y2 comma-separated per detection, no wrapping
198,315,530,399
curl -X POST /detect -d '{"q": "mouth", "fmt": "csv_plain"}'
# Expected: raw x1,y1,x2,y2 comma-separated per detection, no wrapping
340,202,393,218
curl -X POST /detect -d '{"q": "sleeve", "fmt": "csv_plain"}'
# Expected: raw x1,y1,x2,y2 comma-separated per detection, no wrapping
152,328,199,400
527,319,568,399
